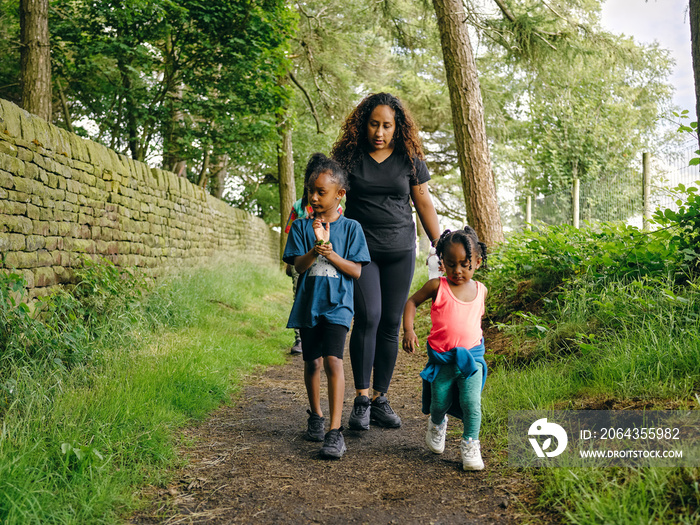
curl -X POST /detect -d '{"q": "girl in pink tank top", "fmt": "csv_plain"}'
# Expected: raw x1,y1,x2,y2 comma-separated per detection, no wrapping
402,226,488,471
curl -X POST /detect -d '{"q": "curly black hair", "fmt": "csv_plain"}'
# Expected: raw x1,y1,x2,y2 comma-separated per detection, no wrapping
435,226,487,270
330,93,424,181
302,153,348,203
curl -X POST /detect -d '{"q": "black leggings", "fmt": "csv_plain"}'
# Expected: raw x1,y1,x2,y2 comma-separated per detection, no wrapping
349,249,415,392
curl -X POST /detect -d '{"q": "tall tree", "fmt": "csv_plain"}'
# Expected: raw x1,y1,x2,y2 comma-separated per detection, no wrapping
50,0,294,176
432,0,504,246
477,0,673,228
0,0,22,106
19,0,50,120
690,0,700,149
277,77,295,259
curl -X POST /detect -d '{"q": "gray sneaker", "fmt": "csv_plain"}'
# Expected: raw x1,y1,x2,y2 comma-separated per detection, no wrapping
348,395,371,430
319,427,346,459
370,395,402,428
305,410,325,442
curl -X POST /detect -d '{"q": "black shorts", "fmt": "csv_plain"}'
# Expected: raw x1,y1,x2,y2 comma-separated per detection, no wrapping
299,321,348,362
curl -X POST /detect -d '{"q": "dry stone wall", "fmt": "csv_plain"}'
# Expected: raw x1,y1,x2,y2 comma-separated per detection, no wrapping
0,98,280,298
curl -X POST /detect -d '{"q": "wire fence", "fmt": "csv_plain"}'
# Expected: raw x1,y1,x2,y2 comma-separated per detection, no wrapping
510,138,700,231
651,137,700,213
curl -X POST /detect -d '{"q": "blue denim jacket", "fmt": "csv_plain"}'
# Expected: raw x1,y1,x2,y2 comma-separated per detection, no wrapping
420,339,488,419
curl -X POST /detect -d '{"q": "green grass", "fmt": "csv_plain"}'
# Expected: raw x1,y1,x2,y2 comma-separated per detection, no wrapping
0,259,292,524
480,271,700,523
540,467,700,525
2,246,699,523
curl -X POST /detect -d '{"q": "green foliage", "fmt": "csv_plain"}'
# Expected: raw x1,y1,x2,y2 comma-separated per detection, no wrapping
0,271,90,375
484,189,700,321
479,1,674,228
652,182,700,275
66,256,147,329
483,252,700,522
0,259,290,524
540,467,700,525
0,0,20,105
49,0,294,170
481,166,700,524
0,258,156,382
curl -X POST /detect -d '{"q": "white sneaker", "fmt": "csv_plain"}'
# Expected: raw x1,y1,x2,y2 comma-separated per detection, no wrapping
426,416,448,454
460,438,484,470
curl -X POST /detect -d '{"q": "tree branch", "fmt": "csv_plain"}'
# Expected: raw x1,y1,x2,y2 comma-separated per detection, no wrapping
491,0,515,22
55,78,74,133
288,70,324,134
490,0,560,50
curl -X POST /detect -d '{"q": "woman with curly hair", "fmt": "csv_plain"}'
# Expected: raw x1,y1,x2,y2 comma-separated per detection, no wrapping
331,92,441,431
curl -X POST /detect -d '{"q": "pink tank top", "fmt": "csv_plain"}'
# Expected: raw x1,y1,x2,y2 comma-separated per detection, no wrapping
427,277,486,353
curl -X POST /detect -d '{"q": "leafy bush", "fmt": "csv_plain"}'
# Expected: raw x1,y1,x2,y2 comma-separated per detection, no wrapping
485,180,699,322
0,271,89,375
0,258,161,383
0,259,290,524
652,182,700,276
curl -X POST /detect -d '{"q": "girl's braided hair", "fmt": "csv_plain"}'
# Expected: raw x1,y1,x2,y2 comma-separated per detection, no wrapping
435,226,487,270
303,153,348,204
330,92,424,182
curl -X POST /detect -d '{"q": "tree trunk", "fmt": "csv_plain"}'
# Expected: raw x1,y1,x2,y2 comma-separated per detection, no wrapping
690,0,700,151
278,113,296,261
432,0,504,247
163,87,184,172
20,0,51,121
162,29,184,172
56,79,74,132
197,146,211,187
117,52,141,160
210,154,229,200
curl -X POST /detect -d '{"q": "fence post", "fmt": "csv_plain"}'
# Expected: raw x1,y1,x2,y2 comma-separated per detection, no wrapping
525,195,532,230
642,152,651,230
572,178,580,228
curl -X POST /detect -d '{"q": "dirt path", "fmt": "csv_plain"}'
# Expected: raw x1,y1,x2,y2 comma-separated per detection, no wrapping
130,345,550,524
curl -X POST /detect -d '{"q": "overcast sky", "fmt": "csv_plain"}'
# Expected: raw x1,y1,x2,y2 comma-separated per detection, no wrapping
600,0,694,113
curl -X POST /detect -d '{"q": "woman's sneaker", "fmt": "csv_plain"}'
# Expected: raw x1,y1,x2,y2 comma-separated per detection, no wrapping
370,395,402,428
319,427,346,459
305,410,325,442
426,416,448,454
348,395,371,430
460,438,484,470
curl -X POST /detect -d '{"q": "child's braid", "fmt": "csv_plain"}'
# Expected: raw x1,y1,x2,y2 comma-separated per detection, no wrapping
435,226,487,270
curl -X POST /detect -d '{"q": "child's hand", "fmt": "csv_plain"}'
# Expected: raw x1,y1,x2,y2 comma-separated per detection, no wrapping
313,219,330,243
402,329,419,354
314,242,333,258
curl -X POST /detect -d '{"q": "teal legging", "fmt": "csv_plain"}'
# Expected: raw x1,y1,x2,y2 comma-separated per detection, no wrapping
429,363,482,440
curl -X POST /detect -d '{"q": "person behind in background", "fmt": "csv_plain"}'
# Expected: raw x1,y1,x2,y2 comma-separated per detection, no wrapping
402,226,488,471
331,92,441,431
283,153,370,459
284,197,311,354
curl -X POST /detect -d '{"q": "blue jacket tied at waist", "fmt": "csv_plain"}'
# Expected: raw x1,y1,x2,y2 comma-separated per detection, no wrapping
420,339,488,419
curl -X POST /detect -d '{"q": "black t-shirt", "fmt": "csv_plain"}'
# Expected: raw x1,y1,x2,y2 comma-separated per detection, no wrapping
344,150,431,254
